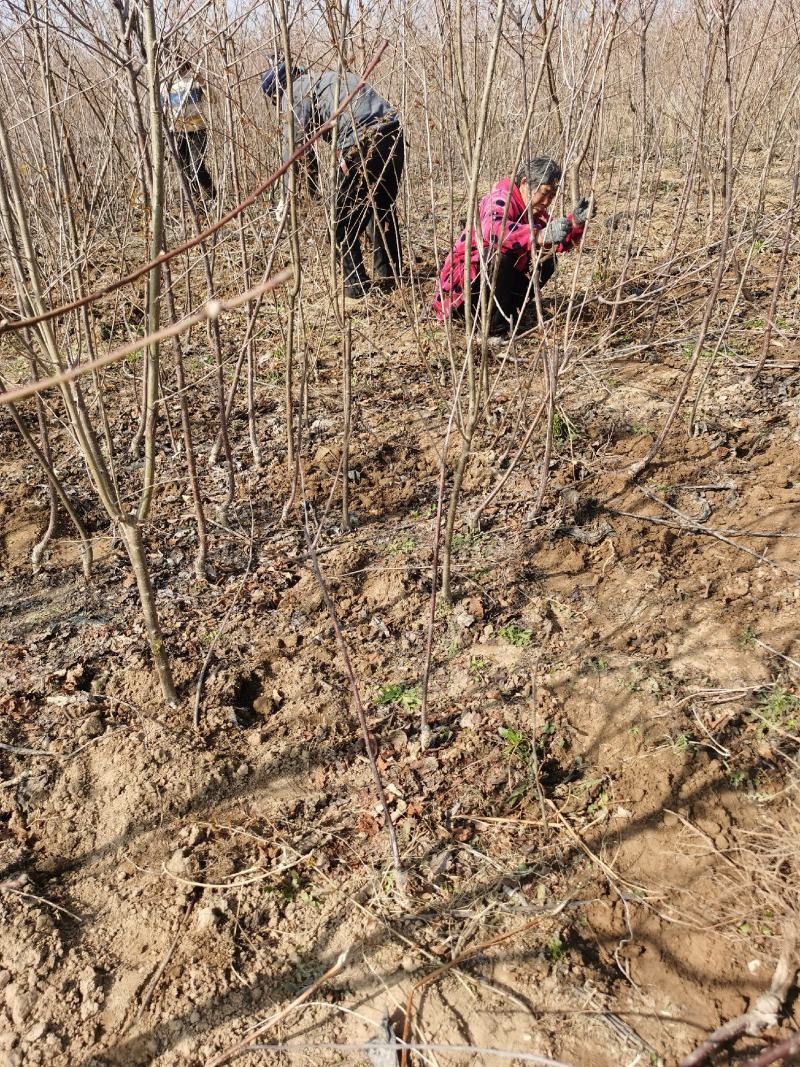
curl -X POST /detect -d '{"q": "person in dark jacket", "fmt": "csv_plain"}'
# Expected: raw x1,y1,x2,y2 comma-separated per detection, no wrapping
262,63,404,299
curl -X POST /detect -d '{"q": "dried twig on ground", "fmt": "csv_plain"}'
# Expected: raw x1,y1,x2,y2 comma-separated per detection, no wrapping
247,1040,576,1064
399,896,574,1067
678,927,797,1067
135,900,194,1023
605,492,800,579
752,637,800,675
0,882,82,922
547,800,647,895
208,947,351,1067
741,1030,800,1067
0,741,62,757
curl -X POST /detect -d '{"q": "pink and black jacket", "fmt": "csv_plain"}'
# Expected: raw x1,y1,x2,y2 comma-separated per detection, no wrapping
432,177,584,319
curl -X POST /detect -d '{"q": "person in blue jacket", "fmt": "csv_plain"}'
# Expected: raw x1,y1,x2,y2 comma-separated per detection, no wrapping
263,62,404,299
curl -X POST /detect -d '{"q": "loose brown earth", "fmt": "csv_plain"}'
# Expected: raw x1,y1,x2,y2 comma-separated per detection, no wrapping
1,211,799,1067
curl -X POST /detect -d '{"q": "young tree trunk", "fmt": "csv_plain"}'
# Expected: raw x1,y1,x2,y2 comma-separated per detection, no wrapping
163,259,209,578
341,321,352,531
751,162,799,381
138,0,165,522
119,517,178,705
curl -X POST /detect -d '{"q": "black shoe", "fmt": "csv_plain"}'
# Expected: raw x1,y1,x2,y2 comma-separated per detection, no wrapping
372,248,401,287
515,308,538,332
344,281,370,299
372,272,399,292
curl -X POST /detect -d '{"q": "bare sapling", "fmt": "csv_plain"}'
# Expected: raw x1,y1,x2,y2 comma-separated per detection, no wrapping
530,343,560,518
29,390,58,573
0,372,93,579
341,320,352,530
606,0,657,337
223,30,261,468
162,84,238,525
0,100,178,703
751,154,799,381
631,0,741,477
162,259,209,579
277,0,303,486
440,0,509,606
138,0,165,522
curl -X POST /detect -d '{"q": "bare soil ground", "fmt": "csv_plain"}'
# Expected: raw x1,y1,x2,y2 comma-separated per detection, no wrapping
1,210,799,1067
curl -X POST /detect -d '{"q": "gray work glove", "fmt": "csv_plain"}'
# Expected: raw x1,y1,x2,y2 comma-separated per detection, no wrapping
541,216,572,245
572,196,595,226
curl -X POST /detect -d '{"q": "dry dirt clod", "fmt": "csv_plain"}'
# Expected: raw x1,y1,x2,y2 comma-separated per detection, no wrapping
165,848,190,878
78,966,103,1021
186,824,206,848
252,690,276,714
3,984,30,1028
389,729,408,753
195,906,221,932
429,849,452,881
77,712,104,738
463,595,485,619
22,1022,46,1044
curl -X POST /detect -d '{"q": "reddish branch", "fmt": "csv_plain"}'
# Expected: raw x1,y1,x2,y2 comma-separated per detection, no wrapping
208,947,351,1067
0,272,292,407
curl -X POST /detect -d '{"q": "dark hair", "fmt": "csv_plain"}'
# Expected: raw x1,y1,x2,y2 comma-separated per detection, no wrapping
516,156,562,189
261,61,303,99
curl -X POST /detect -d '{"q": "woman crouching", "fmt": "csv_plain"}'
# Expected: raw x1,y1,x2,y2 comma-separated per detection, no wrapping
432,157,592,337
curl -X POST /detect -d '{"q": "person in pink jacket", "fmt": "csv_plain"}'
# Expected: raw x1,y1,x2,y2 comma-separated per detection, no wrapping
433,157,592,336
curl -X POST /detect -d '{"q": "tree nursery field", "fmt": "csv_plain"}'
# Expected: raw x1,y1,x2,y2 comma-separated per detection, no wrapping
0,1,799,1065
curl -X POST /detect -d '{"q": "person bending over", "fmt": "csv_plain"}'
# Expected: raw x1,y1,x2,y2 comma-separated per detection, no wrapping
433,157,592,336
163,59,216,202
262,62,404,300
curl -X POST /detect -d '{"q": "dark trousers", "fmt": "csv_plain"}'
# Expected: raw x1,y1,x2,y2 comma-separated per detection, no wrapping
334,122,404,297
175,130,215,200
461,252,556,335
